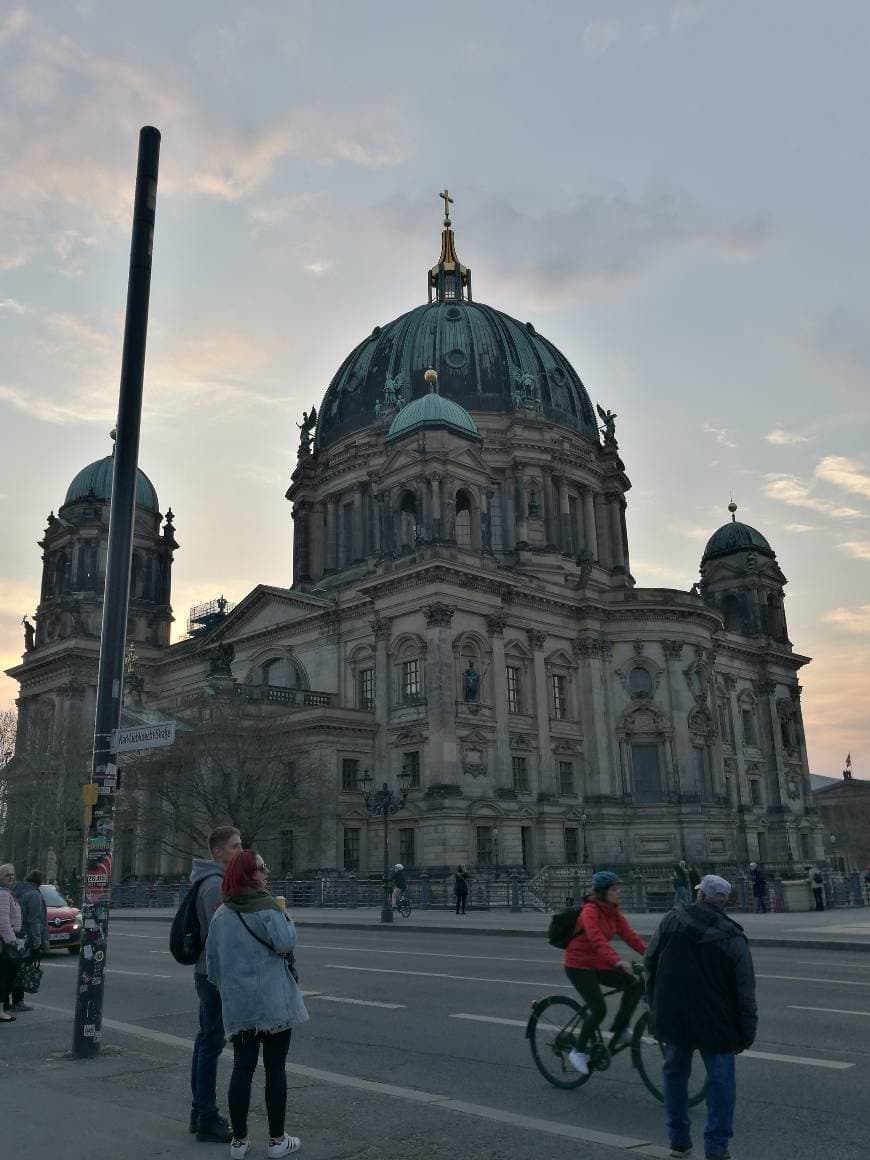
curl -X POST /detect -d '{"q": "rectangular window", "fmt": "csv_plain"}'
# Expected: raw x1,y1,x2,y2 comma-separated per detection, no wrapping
741,708,755,746
558,760,575,795
489,485,504,553
694,747,708,801
341,757,359,792
279,829,294,875
631,742,663,804
342,828,360,872
506,665,522,713
749,779,763,807
718,700,731,744
399,827,416,867
476,825,494,866
401,658,421,701
512,755,529,793
564,827,579,865
402,751,421,788
342,502,354,566
358,667,375,710
551,674,568,720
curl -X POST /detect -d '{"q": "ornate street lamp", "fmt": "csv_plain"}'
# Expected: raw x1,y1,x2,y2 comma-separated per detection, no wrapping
359,765,412,923
580,811,589,865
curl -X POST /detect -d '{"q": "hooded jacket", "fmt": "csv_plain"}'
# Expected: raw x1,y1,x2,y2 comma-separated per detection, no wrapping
644,901,757,1053
564,897,647,970
13,880,47,949
189,858,225,976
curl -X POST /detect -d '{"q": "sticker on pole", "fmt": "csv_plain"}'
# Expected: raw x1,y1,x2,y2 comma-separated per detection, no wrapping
115,722,176,752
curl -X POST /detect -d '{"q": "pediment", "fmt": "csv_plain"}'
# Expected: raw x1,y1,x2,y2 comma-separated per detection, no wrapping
210,585,333,644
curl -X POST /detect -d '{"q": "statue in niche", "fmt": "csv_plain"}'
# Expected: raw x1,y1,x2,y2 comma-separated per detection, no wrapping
22,617,35,652
383,374,404,411
527,484,541,518
596,403,618,447
463,659,480,702
210,641,235,676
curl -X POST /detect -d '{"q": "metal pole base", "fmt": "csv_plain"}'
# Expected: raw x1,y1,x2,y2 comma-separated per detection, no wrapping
380,904,394,923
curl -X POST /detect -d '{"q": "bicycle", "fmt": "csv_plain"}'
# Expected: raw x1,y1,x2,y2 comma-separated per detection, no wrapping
394,893,412,918
525,964,708,1105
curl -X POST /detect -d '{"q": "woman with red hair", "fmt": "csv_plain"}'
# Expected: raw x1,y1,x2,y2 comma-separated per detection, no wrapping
206,849,308,1158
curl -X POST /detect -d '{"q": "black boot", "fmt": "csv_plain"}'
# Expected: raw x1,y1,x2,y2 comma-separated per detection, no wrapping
196,1113,233,1143
189,1107,198,1134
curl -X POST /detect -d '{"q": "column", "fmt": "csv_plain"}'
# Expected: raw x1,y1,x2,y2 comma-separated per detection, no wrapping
531,631,552,795
487,612,511,788
608,493,625,570
574,638,612,797
325,495,338,572
443,476,456,542
582,488,598,561
542,473,556,548
515,464,529,547
727,677,750,808
593,493,609,568
558,477,571,556
759,678,788,811
353,485,364,561
371,488,383,557
423,602,457,780
371,614,392,770
662,640,690,799
430,473,442,541
503,471,516,550
470,488,482,549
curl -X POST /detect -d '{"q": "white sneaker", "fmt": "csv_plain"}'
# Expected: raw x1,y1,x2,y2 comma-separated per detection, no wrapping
230,1141,250,1159
567,1048,589,1075
267,1135,301,1157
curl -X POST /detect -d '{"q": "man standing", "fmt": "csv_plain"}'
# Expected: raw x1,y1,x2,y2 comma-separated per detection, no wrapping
189,825,242,1143
8,869,48,1013
645,874,757,1160
808,865,825,911
672,861,691,907
748,861,767,913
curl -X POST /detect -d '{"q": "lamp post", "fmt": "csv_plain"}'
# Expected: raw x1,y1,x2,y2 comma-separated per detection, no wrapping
580,811,588,865
359,766,412,923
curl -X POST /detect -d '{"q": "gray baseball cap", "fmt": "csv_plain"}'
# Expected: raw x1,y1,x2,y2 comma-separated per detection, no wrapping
696,874,732,899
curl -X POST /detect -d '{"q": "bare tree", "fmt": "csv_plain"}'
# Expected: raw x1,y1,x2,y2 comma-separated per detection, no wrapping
0,706,19,839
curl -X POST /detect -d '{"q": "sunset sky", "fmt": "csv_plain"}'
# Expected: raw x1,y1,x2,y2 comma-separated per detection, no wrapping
0,2,867,777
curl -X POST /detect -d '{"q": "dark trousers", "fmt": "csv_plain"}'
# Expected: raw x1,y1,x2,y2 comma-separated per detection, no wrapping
0,953,18,1009
754,894,767,913
455,893,467,915
565,966,644,1047
228,1028,292,1139
812,887,824,911
191,975,226,1122
664,1044,735,1156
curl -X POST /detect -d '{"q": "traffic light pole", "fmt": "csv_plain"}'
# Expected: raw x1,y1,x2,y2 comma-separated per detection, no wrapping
72,126,161,1058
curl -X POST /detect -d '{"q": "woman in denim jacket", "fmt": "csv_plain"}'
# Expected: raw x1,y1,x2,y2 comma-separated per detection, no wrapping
207,850,309,1159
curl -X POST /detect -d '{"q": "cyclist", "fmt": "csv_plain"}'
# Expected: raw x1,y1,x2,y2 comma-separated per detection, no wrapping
563,870,647,1076
390,863,407,909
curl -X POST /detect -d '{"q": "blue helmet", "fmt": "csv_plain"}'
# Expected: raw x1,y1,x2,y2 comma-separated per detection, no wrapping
592,870,622,892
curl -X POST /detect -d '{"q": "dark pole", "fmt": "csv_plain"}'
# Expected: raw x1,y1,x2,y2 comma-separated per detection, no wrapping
381,785,392,924
72,126,161,1058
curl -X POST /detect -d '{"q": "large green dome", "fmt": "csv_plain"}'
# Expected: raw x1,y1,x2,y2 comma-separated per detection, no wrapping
703,520,774,561
386,391,481,445
63,455,160,513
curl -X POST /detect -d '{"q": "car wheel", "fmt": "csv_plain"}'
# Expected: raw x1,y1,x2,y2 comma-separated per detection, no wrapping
68,946,79,955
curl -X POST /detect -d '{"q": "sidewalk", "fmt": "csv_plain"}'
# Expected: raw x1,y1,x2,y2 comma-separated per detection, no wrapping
111,903,870,951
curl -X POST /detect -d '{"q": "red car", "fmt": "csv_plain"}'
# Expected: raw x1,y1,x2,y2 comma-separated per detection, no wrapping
40,883,83,954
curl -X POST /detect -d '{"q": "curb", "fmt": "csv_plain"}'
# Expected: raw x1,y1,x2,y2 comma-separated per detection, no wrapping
108,913,870,952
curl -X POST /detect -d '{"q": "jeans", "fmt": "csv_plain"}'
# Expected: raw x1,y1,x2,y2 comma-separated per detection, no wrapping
565,967,644,1046
663,1044,735,1157
455,894,467,915
191,974,226,1121
228,1028,292,1139
754,894,767,913
813,887,824,911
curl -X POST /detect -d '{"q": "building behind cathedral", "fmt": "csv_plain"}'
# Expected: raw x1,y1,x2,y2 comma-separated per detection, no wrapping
3,202,820,885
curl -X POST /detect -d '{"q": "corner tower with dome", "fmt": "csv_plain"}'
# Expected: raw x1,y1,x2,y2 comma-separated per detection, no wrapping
4,199,819,886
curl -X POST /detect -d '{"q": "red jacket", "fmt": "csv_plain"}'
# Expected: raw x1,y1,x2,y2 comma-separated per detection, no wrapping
564,898,647,970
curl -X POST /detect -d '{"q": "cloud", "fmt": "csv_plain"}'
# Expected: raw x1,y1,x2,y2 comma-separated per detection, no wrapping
822,604,870,634
838,541,870,560
765,428,808,446
800,307,870,400
784,523,818,533
582,20,621,57
763,473,864,519
630,558,691,587
666,521,710,541
702,422,737,449
0,7,28,46
814,455,870,499
303,258,333,276
0,298,26,314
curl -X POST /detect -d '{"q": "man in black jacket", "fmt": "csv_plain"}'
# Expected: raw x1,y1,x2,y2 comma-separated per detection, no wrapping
645,874,757,1160
8,870,48,1013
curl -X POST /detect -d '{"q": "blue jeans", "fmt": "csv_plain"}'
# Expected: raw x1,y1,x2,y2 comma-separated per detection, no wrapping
663,1044,735,1157
191,974,226,1121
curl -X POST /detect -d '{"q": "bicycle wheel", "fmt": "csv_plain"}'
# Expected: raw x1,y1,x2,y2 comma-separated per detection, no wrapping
397,897,411,918
527,995,591,1090
631,1011,708,1106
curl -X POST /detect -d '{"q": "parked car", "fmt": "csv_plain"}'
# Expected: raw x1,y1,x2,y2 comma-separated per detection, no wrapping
40,883,83,954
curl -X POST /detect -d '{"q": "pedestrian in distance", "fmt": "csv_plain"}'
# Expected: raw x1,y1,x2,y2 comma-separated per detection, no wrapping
454,865,470,915
807,864,825,911
189,824,243,1143
672,860,691,908
748,861,767,913
9,869,48,1012
390,862,407,909
0,864,22,1022
207,848,308,1158
645,873,757,1160
688,864,701,894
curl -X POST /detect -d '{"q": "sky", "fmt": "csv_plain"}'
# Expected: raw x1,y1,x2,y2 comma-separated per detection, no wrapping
0,1,868,777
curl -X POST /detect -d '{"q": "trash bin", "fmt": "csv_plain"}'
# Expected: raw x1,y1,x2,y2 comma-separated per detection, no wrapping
780,879,812,912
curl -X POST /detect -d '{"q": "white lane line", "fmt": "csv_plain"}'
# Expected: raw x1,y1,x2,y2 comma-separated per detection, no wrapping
109,968,172,979
31,1002,653,1152
757,973,870,988
450,1013,855,1070
304,942,557,965
789,1005,870,1017
310,995,406,1009
325,963,569,988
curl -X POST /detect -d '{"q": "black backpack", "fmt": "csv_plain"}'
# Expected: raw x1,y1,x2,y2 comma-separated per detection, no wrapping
547,907,583,949
812,870,823,885
169,874,221,965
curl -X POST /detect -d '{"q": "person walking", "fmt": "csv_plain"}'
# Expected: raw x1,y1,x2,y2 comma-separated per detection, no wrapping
390,863,407,910
748,861,767,913
645,874,757,1160
0,864,22,1023
808,865,825,911
672,861,691,908
9,869,48,1012
207,849,308,1158
189,825,242,1143
453,865,470,915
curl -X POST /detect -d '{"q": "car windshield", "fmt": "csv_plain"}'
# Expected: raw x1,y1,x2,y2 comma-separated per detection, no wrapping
40,885,69,907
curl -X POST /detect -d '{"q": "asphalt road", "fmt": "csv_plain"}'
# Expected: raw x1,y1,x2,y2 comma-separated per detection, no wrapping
30,918,870,1160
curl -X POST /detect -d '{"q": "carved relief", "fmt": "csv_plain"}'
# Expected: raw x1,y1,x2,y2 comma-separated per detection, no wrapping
688,705,715,738
423,602,456,628
530,629,547,649
486,611,508,637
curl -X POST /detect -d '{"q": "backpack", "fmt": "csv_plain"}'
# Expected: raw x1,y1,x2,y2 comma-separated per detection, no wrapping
169,874,221,965
547,907,583,949
812,870,823,885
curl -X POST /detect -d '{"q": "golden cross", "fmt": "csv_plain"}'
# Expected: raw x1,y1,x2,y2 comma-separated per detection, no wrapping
440,189,453,224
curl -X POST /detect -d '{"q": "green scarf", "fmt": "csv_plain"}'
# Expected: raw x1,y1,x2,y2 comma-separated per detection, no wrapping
222,889,281,914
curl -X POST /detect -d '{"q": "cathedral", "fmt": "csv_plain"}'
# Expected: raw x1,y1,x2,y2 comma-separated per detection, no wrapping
4,199,821,884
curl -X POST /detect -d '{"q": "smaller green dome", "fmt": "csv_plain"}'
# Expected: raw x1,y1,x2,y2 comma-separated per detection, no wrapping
63,455,160,513
386,391,481,445
703,520,774,561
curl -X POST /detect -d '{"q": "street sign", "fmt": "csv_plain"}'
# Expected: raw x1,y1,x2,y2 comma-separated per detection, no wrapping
115,722,176,752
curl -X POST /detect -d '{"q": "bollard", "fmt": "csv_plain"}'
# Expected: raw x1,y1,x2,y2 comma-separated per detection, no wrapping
571,873,581,907
348,872,358,909
420,870,431,910
510,870,521,913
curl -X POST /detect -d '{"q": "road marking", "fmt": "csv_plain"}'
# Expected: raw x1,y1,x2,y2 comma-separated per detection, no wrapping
309,995,406,1009
30,1002,655,1152
324,963,570,988
450,1014,855,1070
109,969,172,979
789,1005,870,1017
304,942,556,965
757,973,870,988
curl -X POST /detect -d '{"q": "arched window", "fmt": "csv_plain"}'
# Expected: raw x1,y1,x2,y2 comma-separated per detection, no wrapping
262,658,285,687
455,490,472,548
767,594,785,641
721,594,742,633
399,492,417,549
